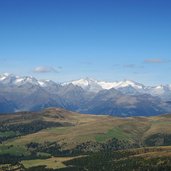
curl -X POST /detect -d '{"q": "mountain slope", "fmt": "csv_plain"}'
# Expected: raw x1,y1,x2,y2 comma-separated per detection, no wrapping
80,89,167,116
0,95,17,113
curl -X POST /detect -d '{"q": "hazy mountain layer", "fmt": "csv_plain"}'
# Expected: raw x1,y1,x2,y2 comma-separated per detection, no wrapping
0,73,171,116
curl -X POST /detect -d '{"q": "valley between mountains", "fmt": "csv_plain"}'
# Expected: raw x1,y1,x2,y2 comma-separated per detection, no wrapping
1,108,171,170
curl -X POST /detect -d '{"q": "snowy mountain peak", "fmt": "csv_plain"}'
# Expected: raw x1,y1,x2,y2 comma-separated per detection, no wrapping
70,78,102,92
0,73,42,87
0,75,7,81
71,78,97,86
0,73,14,78
0,73,62,89
0,73,18,83
38,80,58,87
115,80,145,89
69,78,145,92
14,76,39,86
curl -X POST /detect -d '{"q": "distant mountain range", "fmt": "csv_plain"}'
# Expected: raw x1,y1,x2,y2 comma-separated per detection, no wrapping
0,73,171,116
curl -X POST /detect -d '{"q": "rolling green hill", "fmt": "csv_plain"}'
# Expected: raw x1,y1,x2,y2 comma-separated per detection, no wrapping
1,108,171,170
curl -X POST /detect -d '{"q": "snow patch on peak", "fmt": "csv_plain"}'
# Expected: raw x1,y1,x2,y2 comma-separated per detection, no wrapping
69,78,145,93
0,73,13,79
69,78,103,92
38,79,60,88
97,80,144,92
72,78,97,86
117,80,144,89
15,78,24,83
38,81,46,86
155,85,165,89
0,76,7,81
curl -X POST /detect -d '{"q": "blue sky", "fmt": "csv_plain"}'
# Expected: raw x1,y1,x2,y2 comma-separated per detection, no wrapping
0,0,171,85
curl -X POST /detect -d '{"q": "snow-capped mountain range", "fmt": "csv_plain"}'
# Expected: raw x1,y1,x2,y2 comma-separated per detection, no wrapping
0,73,55,87
0,73,171,116
1,73,171,97
66,77,171,97
70,78,144,90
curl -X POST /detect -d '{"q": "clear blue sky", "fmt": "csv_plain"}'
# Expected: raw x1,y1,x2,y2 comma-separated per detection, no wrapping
0,0,171,85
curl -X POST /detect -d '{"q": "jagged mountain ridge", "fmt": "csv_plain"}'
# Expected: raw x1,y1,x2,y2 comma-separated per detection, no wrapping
0,73,171,116
68,77,171,96
1,73,171,96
